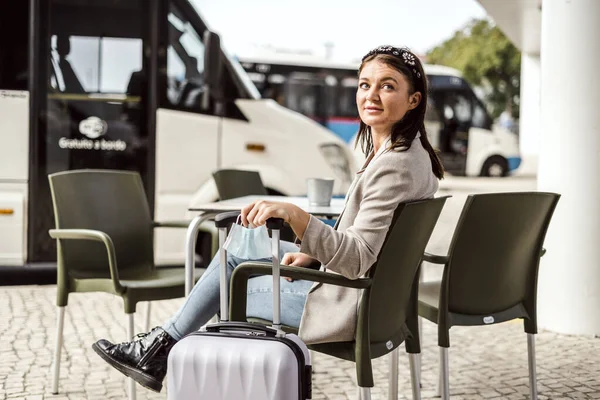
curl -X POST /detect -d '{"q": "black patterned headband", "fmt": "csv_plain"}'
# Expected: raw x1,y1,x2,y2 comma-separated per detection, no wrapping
362,45,422,79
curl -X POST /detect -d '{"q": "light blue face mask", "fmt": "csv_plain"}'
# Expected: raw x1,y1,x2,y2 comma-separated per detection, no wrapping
222,217,273,260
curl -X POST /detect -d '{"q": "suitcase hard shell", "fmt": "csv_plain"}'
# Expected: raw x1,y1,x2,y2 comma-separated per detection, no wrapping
166,213,312,399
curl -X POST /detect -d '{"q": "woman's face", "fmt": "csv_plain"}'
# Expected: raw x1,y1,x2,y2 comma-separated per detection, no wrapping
356,59,420,134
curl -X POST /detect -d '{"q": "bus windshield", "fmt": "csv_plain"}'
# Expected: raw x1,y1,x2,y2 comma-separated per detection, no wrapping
186,0,260,100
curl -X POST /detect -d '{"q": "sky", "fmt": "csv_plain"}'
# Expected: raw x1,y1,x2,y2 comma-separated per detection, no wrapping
191,0,488,63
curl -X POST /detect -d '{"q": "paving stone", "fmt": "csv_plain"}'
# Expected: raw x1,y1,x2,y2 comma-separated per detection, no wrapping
4,183,600,399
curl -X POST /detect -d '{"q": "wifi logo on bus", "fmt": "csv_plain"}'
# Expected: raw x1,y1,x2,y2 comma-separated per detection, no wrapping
79,116,108,139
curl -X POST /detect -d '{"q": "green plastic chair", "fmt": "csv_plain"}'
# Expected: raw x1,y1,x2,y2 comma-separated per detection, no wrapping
47,169,207,399
418,192,560,400
227,196,450,400
212,168,296,242
212,168,269,200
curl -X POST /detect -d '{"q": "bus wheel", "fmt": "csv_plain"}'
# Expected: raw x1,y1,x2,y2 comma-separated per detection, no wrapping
481,156,508,177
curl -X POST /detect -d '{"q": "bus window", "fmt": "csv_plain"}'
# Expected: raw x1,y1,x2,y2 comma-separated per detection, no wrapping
425,100,442,122
424,100,442,150
438,91,472,154
429,74,469,90
266,74,286,105
338,79,359,119
445,92,472,124
166,9,205,107
286,84,316,117
324,75,337,119
49,35,142,94
472,98,492,130
163,2,245,120
0,1,29,90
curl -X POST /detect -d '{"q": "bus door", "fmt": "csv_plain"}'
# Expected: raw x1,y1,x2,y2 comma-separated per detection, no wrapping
29,0,155,261
429,89,472,176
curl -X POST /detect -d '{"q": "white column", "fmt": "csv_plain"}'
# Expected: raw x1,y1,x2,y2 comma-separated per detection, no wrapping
537,0,600,334
517,53,541,175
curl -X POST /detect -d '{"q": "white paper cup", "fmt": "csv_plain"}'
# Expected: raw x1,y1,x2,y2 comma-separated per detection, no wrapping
307,178,334,206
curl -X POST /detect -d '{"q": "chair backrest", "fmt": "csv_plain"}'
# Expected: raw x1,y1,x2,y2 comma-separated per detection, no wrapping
212,169,268,200
48,169,154,278
444,192,560,316
363,196,449,344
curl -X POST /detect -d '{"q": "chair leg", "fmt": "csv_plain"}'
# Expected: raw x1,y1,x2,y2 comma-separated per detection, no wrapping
527,333,538,400
144,302,152,332
126,313,137,400
357,386,362,400
435,350,441,397
418,316,423,350
360,387,372,400
51,306,66,394
418,316,423,387
437,347,449,400
409,353,422,400
388,347,399,400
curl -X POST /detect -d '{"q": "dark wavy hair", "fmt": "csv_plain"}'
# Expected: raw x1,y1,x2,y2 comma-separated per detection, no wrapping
356,46,444,179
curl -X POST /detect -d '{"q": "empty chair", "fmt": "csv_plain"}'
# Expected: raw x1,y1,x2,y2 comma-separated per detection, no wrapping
48,169,207,400
213,168,296,241
417,192,560,400
212,169,269,200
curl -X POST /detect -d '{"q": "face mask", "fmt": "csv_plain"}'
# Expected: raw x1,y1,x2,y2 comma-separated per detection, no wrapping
223,217,273,260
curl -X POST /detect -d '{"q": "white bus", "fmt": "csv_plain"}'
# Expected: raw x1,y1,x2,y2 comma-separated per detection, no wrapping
239,56,521,178
0,0,355,272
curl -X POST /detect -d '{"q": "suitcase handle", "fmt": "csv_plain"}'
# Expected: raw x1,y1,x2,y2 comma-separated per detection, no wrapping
215,211,285,329
205,322,278,337
214,212,283,230
266,218,284,230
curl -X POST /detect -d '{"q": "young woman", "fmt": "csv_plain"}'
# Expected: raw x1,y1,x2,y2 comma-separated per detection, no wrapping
92,45,444,393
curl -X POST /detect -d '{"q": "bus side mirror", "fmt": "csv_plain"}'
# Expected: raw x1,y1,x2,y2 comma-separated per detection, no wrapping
203,30,223,109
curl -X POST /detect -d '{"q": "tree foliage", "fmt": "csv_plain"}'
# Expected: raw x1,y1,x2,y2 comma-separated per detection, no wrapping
426,19,521,119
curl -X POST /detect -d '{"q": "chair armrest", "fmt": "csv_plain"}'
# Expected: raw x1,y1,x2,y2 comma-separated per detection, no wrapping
423,252,449,265
152,221,190,229
48,229,123,294
229,262,371,322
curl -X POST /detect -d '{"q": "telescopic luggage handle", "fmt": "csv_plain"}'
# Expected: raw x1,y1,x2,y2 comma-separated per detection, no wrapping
215,211,285,330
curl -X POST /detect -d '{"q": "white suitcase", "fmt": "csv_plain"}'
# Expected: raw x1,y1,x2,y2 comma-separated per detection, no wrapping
166,212,312,399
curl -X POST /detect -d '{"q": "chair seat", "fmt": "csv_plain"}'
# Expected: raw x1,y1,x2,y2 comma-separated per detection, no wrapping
418,280,441,324
120,267,206,290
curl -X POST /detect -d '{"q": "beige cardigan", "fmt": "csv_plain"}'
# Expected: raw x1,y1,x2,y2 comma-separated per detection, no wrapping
297,135,439,344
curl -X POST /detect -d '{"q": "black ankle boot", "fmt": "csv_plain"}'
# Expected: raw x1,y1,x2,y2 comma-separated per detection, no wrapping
92,326,177,392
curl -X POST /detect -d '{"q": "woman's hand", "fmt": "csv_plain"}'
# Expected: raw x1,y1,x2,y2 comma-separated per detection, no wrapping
281,252,318,282
241,200,295,227
240,200,311,240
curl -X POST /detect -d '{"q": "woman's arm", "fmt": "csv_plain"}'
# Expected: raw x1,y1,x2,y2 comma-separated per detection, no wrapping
300,161,416,279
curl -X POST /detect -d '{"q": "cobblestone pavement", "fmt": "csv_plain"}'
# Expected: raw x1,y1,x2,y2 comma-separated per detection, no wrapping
4,176,600,399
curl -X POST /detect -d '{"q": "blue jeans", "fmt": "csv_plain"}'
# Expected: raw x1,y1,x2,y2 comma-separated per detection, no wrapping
162,241,312,341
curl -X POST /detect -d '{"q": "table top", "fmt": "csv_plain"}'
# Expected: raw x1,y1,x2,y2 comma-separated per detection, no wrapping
189,195,345,218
